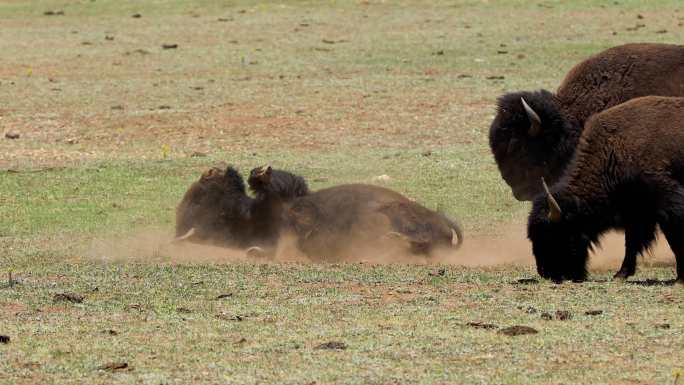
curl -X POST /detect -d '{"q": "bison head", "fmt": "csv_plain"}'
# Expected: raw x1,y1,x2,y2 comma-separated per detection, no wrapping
175,166,251,245
248,165,272,193
489,90,577,201
527,180,596,282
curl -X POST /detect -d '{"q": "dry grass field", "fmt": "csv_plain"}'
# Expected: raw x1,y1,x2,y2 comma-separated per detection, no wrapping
1,1,684,384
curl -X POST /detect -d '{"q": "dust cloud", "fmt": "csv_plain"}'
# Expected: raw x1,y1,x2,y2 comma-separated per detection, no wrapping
86,225,675,269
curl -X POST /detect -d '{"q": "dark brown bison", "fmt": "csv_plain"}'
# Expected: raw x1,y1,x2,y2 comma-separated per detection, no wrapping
527,96,684,284
280,184,463,260
490,43,684,201
175,165,308,251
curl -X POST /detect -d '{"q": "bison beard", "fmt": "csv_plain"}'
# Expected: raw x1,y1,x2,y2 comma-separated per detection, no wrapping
281,184,463,261
527,96,684,284
489,43,684,201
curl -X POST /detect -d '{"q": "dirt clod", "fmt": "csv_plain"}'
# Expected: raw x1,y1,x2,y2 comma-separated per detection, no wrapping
585,310,603,316
499,326,538,336
0,335,10,344
215,293,233,300
53,293,84,303
131,13,141,18
655,323,671,329
162,44,178,49
467,322,498,330
44,10,64,16
216,312,245,321
5,131,20,140
98,362,128,371
103,329,118,336
314,341,347,350
555,310,572,320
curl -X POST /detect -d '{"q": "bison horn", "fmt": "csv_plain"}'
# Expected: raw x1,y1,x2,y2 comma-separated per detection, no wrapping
541,178,562,222
521,97,542,137
173,227,196,242
451,228,463,249
246,246,266,258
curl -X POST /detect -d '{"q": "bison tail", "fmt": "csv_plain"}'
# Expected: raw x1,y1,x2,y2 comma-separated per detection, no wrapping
441,212,464,250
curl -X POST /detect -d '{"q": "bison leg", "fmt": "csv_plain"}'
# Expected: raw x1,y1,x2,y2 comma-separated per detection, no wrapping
614,221,657,280
660,222,684,285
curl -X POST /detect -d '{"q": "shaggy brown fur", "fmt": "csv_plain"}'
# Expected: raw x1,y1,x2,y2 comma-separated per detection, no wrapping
175,166,253,247
528,96,684,284
175,166,308,250
282,184,463,260
490,43,684,201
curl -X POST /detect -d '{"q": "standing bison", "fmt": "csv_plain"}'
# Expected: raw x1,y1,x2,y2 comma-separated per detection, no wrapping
175,165,308,251
280,184,463,260
528,96,684,284
489,43,684,201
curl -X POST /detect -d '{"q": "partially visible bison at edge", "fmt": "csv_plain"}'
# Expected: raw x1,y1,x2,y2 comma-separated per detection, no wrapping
175,165,308,251
490,43,684,201
528,96,684,284
280,184,463,261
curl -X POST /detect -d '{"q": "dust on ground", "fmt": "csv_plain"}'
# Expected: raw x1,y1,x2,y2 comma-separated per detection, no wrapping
86,223,676,270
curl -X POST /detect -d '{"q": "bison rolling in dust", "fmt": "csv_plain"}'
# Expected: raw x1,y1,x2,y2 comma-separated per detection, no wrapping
528,96,684,284
489,43,684,201
175,165,308,252
280,184,463,261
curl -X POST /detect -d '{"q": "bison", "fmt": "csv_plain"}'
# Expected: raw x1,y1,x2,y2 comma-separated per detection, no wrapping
489,43,684,201
527,96,684,284
280,183,463,260
175,165,308,251
246,165,309,252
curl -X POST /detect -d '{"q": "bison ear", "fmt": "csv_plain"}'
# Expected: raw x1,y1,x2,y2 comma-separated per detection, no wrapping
541,177,562,222
201,168,218,180
521,97,542,137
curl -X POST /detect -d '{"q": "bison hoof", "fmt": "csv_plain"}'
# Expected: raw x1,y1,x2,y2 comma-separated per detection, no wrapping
612,270,634,281
246,246,267,259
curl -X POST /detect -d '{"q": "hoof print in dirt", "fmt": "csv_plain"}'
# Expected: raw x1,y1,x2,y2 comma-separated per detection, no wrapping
98,362,129,371
498,325,538,336
314,341,347,350
466,322,498,330
0,335,10,344
53,293,84,304
585,310,603,316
